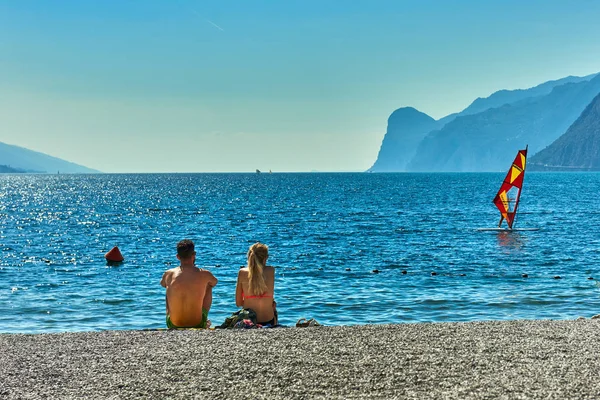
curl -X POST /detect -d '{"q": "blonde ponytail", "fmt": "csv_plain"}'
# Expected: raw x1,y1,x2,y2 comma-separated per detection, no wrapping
247,243,268,295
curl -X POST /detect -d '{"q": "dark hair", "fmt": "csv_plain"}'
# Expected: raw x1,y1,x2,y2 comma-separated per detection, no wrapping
177,239,195,259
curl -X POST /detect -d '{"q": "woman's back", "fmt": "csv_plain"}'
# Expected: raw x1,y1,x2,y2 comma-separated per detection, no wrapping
236,265,275,324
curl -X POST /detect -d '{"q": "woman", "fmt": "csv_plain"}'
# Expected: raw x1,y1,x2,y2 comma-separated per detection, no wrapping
235,242,277,326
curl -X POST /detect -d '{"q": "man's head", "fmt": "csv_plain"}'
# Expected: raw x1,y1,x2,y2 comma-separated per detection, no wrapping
177,239,196,261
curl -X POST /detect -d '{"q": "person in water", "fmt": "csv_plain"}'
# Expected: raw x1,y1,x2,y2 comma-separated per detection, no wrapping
235,242,278,326
160,239,218,329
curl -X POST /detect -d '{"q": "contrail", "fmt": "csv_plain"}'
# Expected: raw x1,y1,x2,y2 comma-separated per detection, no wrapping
205,18,224,31
191,9,224,31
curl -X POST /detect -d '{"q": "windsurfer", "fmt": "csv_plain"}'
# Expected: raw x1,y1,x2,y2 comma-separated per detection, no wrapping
492,147,527,231
497,194,514,228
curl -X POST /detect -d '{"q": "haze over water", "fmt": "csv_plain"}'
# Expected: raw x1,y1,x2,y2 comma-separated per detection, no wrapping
2,172,600,333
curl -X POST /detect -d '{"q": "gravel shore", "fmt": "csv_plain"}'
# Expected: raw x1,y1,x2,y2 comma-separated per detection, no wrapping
2,319,600,399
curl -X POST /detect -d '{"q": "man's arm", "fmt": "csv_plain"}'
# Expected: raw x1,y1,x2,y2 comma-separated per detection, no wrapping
201,271,217,313
207,271,218,288
161,271,171,314
160,271,169,288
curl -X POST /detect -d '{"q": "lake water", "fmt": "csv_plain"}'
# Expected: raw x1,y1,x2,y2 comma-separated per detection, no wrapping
2,173,600,333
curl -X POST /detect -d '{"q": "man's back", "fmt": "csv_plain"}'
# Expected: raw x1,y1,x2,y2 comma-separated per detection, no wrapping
162,266,216,327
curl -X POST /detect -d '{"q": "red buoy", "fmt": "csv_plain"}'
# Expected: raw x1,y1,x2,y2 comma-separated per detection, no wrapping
105,246,124,262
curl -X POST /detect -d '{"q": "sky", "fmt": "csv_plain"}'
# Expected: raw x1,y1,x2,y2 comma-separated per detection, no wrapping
1,0,600,173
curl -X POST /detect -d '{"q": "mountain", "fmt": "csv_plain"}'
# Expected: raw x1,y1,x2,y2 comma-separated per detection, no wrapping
0,142,100,173
529,93,600,171
436,73,598,127
0,164,32,173
368,107,438,172
369,73,597,172
407,74,600,172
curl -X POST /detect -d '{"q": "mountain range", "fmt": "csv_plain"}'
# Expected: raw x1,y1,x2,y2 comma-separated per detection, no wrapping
0,142,99,173
5,71,600,174
369,72,600,172
529,92,600,170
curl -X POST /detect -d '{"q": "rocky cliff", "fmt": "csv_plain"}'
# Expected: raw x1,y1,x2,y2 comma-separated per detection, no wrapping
368,107,438,172
529,93,600,171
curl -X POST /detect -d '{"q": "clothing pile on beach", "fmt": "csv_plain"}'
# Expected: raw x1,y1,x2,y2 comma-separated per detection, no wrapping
217,309,280,329
216,309,321,329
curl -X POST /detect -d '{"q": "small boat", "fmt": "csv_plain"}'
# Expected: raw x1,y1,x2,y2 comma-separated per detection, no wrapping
256,169,261,174
492,146,528,229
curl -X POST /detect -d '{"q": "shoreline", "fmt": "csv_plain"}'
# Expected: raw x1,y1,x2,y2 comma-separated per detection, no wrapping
2,319,600,399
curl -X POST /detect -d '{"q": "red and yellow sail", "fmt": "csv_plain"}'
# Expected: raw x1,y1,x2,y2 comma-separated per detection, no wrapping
493,146,528,229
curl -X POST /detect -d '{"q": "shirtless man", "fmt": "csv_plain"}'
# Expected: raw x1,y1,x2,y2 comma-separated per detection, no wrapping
160,239,218,329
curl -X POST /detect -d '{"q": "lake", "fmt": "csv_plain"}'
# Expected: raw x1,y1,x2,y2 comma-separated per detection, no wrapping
2,172,600,333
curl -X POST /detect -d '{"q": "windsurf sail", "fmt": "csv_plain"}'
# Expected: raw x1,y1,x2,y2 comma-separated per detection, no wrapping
493,146,528,229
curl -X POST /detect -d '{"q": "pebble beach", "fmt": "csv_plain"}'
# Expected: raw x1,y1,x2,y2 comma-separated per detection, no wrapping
2,319,600,399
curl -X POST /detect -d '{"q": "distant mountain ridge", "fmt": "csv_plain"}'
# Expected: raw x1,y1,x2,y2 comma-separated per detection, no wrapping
0,142,100,173
0,164,36,173
442,73,598,123
369,72,600,172
409,74,600,172
529,92,600,170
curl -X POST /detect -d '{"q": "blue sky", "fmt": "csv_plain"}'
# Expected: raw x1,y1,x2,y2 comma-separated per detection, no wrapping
1,0,599,172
